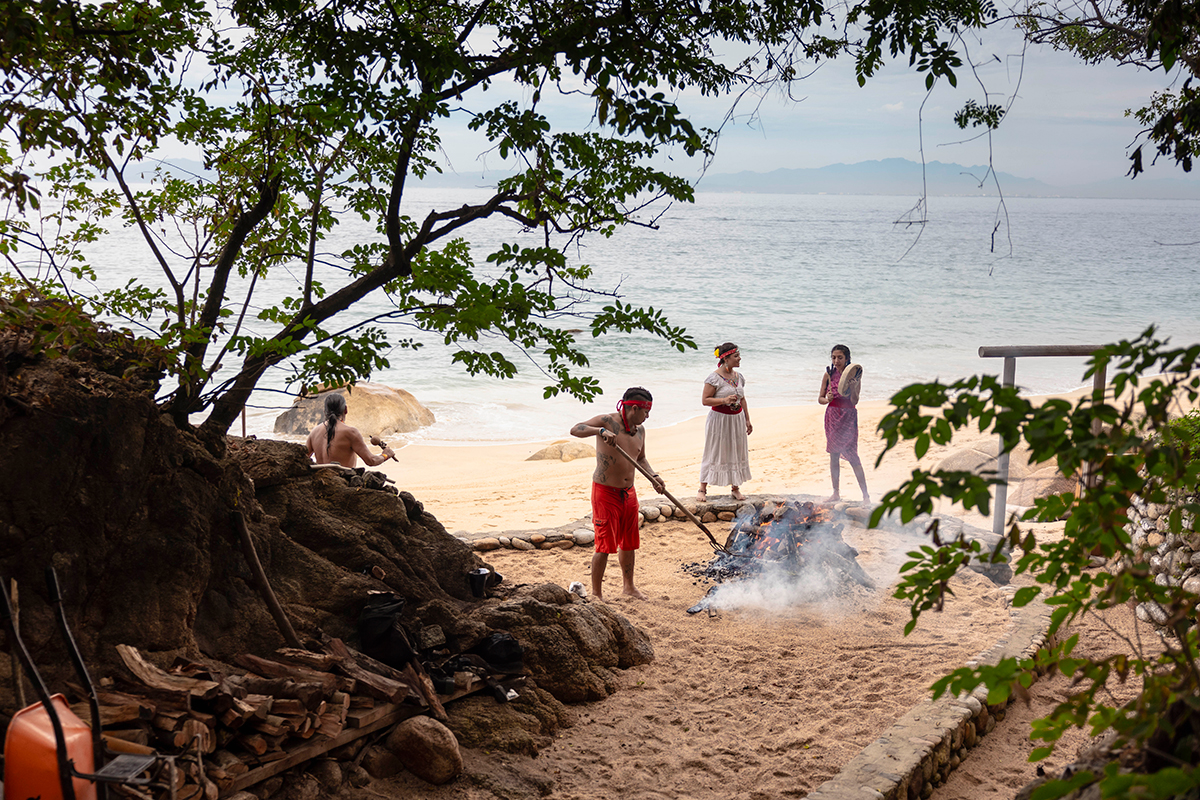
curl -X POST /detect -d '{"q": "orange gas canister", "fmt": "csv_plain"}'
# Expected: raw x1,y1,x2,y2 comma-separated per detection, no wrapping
4,693,98,800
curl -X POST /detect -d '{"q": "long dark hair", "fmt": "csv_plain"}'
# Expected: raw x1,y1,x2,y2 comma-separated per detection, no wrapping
323,393,347,448
832,344,851,363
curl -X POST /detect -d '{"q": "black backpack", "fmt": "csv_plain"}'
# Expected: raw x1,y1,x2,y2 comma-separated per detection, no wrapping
357,594,415,669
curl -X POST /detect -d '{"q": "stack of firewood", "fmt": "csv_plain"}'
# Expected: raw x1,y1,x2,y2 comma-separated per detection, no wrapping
72,638,446,799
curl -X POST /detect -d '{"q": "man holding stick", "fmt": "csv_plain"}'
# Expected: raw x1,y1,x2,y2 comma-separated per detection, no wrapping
570,387,665,601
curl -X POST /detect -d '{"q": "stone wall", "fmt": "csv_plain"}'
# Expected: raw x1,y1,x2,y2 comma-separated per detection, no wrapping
1126,488,1200,628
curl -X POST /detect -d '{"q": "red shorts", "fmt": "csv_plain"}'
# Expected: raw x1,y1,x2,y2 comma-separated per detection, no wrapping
591,482,640,554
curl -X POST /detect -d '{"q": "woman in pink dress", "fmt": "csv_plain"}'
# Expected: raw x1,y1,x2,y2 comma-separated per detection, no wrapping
818,344,869,503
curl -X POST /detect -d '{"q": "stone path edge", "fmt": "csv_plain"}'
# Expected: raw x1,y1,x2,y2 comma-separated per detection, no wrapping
803,594,1056,800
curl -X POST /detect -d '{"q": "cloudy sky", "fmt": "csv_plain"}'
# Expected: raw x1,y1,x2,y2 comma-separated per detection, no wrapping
437,24,1200,189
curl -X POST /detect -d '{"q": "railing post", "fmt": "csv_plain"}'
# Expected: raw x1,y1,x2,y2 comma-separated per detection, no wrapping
993,357,1017,537
1082,362,1108,488
977,345,1105,539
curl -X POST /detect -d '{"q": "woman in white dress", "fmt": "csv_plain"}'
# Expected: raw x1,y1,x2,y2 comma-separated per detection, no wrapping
698,342,752,501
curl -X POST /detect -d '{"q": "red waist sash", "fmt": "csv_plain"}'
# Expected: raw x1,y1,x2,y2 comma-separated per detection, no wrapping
712,403,742,415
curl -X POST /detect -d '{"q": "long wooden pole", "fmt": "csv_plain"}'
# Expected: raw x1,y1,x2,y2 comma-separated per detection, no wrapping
607,441,729,554
232,510,304,649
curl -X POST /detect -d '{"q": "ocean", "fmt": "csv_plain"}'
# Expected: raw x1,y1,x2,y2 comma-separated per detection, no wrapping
35,189,1200,445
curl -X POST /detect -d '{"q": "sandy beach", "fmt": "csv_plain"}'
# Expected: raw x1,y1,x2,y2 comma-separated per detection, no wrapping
359,389,1177,800
378,399,976,535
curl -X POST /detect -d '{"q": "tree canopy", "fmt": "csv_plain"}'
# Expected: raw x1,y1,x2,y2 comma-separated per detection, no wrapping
0,0,999,433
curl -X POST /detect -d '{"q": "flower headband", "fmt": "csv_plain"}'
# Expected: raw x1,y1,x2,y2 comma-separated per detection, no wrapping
715,346,739,361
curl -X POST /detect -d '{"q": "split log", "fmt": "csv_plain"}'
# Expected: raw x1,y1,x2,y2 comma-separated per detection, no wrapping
235,734,269,756
272,648,339,672
70,698,153,727
117,645,220,701
101,732,155,753
210,750,250,777
152,709,189,731
233,654,339,694
224,674,327,710
320,635,441,718
268,698,306,716
180,719,215,754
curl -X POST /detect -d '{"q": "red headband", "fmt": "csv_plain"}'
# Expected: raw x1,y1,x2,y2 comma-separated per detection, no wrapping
617,398,651,434
716,346,738,361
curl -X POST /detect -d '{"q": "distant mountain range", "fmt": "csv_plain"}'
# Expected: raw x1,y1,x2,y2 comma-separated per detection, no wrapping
689,158,1200,199
153,156,1200,200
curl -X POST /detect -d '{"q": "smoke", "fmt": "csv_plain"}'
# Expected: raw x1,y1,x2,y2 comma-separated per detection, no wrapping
703,561,844,613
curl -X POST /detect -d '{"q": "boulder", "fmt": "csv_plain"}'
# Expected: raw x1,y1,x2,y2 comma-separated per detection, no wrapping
1008,464,1078,507
385,717,463,785
273,383,434,438
934,439,1032,481
526,440,596,462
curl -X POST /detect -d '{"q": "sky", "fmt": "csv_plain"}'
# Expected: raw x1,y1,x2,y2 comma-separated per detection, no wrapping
433,23,1200,189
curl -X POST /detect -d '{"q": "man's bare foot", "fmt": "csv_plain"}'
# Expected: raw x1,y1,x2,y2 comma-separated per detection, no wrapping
824,493,840,504
622,587,648,600
591,593,606,603
862,494,871,504
731,487,746,501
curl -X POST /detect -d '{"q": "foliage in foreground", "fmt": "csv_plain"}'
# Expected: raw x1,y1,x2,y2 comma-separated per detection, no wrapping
872,329,1200,799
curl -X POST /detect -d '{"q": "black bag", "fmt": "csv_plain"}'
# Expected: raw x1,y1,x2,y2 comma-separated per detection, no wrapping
357,594,414,669
467,632,525,674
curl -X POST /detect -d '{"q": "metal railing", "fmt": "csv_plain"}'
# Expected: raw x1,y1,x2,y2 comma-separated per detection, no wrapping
978,345,1107,537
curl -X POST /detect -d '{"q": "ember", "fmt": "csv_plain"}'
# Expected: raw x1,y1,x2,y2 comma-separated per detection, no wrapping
682,499,875,614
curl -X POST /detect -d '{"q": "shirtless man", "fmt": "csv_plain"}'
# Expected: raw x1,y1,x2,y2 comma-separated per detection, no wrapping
306,393,395,468
570,387,666,601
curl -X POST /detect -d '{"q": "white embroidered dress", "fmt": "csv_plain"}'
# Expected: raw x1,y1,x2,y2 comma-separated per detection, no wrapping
699,371,751,486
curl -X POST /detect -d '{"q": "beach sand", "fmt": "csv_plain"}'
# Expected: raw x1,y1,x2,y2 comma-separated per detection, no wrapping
363,390,1176,800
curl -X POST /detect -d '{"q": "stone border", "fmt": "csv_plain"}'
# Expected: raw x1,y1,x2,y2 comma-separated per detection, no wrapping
456,494,877,553
803,591,1056,800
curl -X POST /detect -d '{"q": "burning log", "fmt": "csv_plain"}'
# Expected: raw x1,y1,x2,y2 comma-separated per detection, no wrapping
684,499,876,613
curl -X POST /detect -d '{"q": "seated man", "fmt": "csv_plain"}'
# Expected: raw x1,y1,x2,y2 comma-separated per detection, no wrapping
306,393,395,468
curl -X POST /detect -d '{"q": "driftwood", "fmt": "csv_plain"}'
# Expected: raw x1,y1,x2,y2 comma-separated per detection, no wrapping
117,644,219,700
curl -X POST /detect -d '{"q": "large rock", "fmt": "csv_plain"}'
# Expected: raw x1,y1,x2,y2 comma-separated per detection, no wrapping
934,439,1032,481
936,440,1077,508
526,440,595,462
384,716,463,785
1008,464,1078,507
273,383,434,438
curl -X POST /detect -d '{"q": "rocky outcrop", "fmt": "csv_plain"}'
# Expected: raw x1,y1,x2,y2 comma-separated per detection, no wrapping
0,329,653,763
273,383,434,438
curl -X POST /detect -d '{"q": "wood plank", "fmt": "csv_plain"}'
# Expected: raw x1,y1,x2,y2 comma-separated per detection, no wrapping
220,705,423,797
